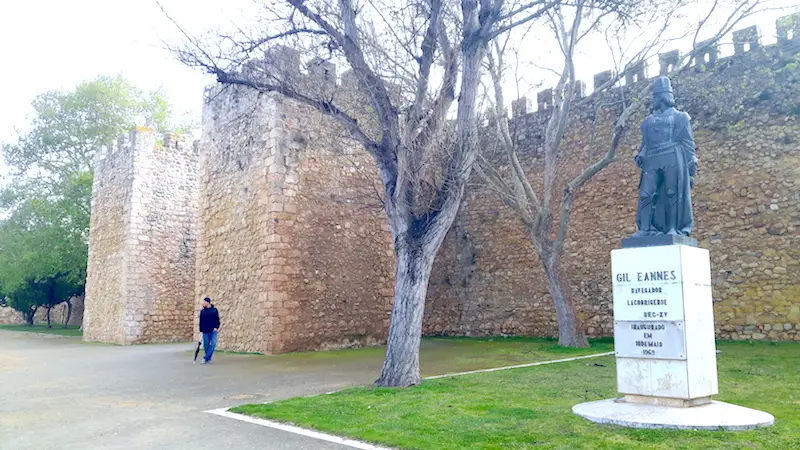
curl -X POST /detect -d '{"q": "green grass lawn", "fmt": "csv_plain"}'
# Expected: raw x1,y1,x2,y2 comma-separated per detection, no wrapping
234,341,800,449
0,324,82,337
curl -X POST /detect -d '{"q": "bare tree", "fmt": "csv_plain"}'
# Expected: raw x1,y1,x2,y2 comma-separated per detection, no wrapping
478,0,773,347
164,0,557,387
64,297,73,328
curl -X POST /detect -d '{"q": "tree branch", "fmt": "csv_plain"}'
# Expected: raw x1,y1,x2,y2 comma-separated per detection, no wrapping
232,27,329,54
486,44,542,216
413,24,459,152
489,1,561,39
403,0,444,143
555,80,647,250
335,0,400,147
474,158,535,225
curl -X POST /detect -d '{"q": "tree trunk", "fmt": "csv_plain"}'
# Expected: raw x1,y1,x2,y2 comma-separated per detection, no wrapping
540,252,589,348
373,0,486,388
26,307,37,326
64,299,73,328
46,306,52,328
375,240,438,387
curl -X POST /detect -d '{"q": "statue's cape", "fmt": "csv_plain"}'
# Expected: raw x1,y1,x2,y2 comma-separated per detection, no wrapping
651,150,694,235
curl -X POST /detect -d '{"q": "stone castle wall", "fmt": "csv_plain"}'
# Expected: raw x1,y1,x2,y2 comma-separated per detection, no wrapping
84,16,800,349
84,129,198,344
1,297,84,327
33,296,85,326
424,36,800,341
0,307,22,325
83,131,136,342
195,86,280,352
278,99,394,352
197,80,393,353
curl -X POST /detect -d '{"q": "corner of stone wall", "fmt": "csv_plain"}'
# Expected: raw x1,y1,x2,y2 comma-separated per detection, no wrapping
196,86,282,353
84,130,137,344
259,132,302,353
196,79,395,354
270,97,395,352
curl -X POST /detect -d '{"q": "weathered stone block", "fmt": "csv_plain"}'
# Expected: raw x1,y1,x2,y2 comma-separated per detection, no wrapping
694,39,719,70
511,97,533,118
733,26,761,54
624,60,648,86
776,13,800,48
659,50,680,75
593,70,614,92
537,88,554,111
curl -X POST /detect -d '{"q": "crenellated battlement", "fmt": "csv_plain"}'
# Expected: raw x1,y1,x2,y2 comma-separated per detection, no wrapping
235,44,369,102
511,13,800,119
93,128,196,180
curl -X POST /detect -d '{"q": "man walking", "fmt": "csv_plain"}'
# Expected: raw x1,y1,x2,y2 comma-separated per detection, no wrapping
199,297,220,364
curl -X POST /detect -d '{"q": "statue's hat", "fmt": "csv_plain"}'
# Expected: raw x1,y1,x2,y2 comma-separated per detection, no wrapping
652,76,673,95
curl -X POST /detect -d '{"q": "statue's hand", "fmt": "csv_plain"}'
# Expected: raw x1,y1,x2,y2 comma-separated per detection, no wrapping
635,154,644,168
689,176,695,189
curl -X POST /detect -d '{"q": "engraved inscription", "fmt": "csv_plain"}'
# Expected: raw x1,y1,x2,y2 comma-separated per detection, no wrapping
614,321,686,360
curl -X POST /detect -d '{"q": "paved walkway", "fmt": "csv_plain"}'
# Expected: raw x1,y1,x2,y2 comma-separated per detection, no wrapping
0,331,384,450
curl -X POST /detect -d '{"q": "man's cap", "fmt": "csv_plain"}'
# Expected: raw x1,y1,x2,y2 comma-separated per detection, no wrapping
652,76,673,95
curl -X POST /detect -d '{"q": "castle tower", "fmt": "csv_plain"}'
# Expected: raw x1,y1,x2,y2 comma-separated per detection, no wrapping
83,128,199,344
196,63,394,354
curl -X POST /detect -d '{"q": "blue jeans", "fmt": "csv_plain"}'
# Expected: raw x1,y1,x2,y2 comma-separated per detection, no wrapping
202,331,217,362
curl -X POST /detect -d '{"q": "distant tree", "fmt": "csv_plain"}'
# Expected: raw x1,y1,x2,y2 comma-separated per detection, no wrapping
0,197,87,327
3,276,82,327
2,75,191,226
6,281,41,326
0,76,187,327
3,75,188,182
38,275,85,328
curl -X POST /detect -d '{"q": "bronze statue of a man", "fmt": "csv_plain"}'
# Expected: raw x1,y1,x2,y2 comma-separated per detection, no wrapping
632,76,697,237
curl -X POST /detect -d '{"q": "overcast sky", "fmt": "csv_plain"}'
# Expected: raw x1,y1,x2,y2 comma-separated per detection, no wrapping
0,0,796,176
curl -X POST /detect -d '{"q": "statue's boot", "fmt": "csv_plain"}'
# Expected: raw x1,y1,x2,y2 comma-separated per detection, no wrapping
633,205,656,237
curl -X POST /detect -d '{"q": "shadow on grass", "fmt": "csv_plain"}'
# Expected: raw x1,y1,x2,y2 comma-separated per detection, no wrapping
202,336,614,380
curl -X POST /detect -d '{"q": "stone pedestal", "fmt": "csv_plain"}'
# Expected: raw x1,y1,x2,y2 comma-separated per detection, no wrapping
613,243,717,404
573,240,774,430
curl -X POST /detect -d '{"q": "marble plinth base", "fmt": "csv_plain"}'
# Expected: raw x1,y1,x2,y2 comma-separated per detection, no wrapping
573,398,774,430
624,394,711,407
621,234,698,248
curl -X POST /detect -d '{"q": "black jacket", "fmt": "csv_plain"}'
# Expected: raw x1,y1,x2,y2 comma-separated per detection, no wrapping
199,306,220,333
